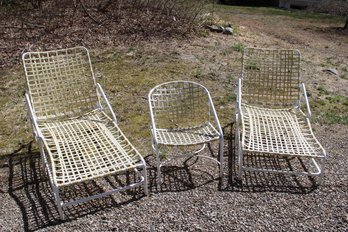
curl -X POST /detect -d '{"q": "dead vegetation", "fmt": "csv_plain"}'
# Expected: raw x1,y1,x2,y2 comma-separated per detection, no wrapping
0,0,210,67
308,0,348,29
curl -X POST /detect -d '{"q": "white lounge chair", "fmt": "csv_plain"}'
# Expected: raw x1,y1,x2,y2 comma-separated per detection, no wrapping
236,48,327,184
22,47,148,219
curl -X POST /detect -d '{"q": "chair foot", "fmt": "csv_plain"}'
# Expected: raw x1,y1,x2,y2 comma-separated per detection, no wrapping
234,176,243,184
157,167,162,191
316,174,324,186
57,203,64,220
142,168,149,196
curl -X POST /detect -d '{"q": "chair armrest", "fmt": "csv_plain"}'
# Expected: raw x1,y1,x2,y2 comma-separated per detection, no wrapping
236,78,242,119
96,83,118,124
299,83,312,119
148,91,159,146
207,92,224,138
25,93,42,139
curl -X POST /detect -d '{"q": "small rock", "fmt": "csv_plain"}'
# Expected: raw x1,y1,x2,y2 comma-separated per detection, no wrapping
322,68,339,76
180,54,198,63
206,25,224,33
126,51,135,57
223,27,233,35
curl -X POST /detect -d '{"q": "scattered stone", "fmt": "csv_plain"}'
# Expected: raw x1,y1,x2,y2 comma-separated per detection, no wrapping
223,27,233,35
0,124,348,230
126,51,135,57
322,68,339,76
206,24,233,35
206,25,224,33
180,54,199,63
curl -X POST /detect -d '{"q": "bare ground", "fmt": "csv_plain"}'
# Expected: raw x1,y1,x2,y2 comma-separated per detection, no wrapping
0,6,348,231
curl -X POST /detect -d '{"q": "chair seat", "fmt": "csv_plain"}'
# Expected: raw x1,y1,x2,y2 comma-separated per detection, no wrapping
39,110,143,187
155,123,220,146
241,104,325,158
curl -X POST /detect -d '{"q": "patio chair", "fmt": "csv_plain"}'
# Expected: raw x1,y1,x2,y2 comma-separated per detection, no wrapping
22,47,148,220
236,47,327,184
148,81,224,186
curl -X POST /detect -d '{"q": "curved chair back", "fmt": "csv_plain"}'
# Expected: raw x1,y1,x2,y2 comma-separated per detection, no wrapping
148,81,211,130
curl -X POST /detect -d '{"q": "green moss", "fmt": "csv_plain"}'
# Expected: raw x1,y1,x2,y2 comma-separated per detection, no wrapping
312,92,348,125
232,43,245,53
317,86,329,95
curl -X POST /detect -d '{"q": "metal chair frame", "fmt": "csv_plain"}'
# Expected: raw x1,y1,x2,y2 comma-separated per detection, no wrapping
148,81,224,186
23,47,148,220
236,47,327,184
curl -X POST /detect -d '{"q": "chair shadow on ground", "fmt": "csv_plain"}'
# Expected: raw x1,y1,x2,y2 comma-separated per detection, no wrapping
3,121,320,230
3,139,221,231
145,144,221,193
4,141,146,231
221,120,318,194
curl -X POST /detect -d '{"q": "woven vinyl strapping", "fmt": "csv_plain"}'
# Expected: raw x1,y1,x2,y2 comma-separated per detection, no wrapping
156,123,219,146
23,47,98,121
150,81,220,145
242,48,300,108
150,82,210,129
40,110,142,187
241,104,325,158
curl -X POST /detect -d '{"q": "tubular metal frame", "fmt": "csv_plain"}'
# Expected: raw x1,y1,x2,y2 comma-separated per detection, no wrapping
148,81,224,186
23,47,148,220
236,48,327,184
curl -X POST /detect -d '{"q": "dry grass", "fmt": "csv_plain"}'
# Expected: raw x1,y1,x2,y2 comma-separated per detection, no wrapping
0,5,347,158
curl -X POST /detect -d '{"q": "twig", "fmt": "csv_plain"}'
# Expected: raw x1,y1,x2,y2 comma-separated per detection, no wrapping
22,22,45,29
78,0,100,24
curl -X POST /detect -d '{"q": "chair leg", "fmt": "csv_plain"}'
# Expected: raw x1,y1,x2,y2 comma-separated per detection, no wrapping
317,157,326,185
219,136,224,178
52,184,64,220
155,144,162,188
143,167,149,196
139,156,148,195
38,140,65,220
236,124,243,179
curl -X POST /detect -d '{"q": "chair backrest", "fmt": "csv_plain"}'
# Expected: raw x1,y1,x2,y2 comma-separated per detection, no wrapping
241,48,300,108
149,81,211,129
23,47,98,121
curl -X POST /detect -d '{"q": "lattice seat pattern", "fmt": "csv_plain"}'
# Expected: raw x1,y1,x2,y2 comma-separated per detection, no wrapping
155,123,219,146
40,110,142,187
241,104,324,158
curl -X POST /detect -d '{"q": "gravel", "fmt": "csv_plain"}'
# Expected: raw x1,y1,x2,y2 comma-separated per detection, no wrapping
0,124,347,231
